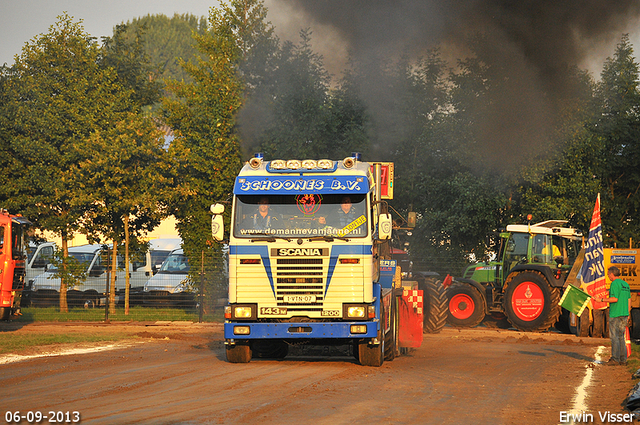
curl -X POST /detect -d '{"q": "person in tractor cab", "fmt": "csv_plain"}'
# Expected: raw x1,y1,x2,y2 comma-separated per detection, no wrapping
596,266,631,365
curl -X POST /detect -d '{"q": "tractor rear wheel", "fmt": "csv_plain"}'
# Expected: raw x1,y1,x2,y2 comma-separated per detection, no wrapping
420,278,448,333
0,307,9,321
446,282,485,328
503,271,560,332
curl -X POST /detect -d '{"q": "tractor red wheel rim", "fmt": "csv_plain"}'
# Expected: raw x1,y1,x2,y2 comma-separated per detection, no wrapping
511,282,544,321
449,294,475,320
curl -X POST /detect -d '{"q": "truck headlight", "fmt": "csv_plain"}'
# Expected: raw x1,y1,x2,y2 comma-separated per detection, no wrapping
343,304,368,320
232,304,256,320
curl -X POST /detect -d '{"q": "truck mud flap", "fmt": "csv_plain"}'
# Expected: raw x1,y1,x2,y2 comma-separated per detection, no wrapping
398,289,423,348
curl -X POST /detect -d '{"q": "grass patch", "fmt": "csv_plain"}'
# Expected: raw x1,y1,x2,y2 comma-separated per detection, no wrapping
0,332,138,356
14,306,223,323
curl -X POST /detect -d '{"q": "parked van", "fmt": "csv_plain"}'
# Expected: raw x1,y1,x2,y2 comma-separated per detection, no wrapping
143,248,193,307
30,238,182,308
25,241,56,286
31,244,111,307
126,238,182,305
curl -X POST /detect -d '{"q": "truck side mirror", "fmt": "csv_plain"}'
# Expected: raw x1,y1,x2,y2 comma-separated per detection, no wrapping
211,204,225,242
378,213,392,240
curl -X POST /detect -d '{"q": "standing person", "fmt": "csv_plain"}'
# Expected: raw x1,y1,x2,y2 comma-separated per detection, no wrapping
596,266,631,365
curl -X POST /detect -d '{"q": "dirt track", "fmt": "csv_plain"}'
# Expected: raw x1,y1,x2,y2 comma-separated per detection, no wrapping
0,322,636,425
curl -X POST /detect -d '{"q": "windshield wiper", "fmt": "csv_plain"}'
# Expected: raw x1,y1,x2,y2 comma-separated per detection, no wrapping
249,233,292,242
308,235,350,242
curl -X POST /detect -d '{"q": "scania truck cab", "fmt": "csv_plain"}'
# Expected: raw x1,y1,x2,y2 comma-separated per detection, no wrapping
211,155,400,366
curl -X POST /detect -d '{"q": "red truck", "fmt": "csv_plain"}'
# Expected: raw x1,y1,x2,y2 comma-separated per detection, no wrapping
0,210,31,320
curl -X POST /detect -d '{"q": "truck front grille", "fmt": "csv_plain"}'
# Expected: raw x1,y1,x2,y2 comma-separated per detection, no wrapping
275,258,324,311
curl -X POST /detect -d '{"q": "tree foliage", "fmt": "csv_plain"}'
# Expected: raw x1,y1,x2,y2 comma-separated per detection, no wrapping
121,13,208,84
161,1,246,299
593,34,640,246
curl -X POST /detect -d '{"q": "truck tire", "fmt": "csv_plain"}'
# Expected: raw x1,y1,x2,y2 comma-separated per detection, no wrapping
503,271,560,332
359,326,384,367
384,293,398,361
226,343,252,363
590,309,605,338
446,282,486,328
0,307,9,321
631,309,640,340
421,278,448,333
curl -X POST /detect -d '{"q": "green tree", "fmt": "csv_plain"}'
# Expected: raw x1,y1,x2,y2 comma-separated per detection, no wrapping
253,29,334,158
593,34,640,246
161,1,246,307
122,14,208,84
78,116,170,313
101,23,162,108
0,14,133,312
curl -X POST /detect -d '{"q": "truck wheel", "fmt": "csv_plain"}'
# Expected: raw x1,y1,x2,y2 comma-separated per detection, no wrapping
384,293,399,361
631,309,640,340
359,326,384,367
446,283,485,328
226,343,252,363
503,271,560,332
0,307,9,321
420,278,448,333
590,309,605,338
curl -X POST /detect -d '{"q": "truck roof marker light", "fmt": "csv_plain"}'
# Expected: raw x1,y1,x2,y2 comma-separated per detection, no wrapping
343,157,355,169
302,159,317,169
271,159,286,170
286,160,301,169
249,156,263,169
317,159,333,169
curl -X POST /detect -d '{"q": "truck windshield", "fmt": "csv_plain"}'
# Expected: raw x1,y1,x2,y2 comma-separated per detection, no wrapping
159,253,190,274
11,223,27,260
233,194,368,239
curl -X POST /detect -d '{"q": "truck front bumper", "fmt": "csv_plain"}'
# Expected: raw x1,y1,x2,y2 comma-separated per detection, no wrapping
224,321,379,340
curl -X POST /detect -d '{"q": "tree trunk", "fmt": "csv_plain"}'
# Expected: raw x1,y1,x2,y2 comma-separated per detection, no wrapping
109,242,118,315
124,216,130,316
59,232,69,313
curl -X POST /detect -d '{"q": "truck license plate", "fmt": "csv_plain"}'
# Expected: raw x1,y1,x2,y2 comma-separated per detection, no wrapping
283,295,316,303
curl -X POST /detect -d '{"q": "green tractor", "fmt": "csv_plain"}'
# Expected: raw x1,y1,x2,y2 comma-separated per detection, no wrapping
446,220,582,332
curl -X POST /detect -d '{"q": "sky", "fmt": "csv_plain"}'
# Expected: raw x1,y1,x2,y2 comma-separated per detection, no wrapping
0,0,219,66
2,0,639,77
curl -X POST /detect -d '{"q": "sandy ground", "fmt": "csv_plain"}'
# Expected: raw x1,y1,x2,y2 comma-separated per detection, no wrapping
0,322,637,425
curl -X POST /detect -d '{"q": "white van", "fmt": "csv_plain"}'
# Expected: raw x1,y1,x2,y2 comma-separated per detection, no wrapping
143,248,193,306
127,238,182,305
31,239,182,308
31,244,111,307
25,241,56,287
